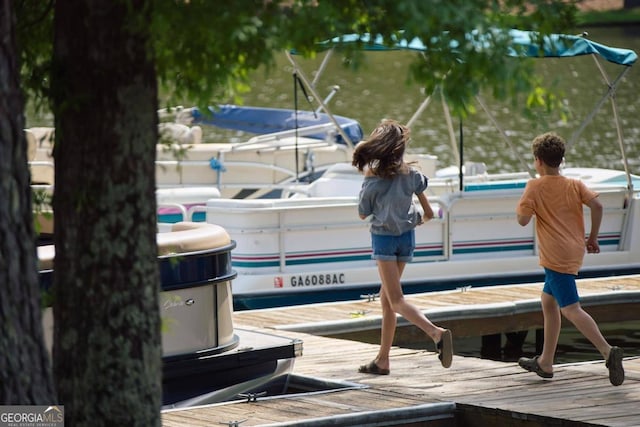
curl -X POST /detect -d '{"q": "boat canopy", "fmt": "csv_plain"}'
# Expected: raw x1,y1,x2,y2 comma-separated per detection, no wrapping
314,29,637,66
191,104,364,145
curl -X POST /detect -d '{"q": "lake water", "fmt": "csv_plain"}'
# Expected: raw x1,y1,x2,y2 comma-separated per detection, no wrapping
455,320,640,363
231,25,640,175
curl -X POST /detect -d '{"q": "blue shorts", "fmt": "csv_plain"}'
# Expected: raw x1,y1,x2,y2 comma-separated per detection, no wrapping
542,268,580,308
371,230,415,262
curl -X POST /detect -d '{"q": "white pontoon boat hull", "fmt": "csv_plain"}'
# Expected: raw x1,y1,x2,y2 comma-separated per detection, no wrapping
202,166,640,310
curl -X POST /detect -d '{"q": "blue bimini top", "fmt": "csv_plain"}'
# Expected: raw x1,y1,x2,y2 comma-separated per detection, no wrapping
314,28,637,66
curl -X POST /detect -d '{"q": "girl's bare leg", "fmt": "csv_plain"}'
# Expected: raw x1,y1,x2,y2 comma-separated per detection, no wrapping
373,285,396,371
377,260,445,343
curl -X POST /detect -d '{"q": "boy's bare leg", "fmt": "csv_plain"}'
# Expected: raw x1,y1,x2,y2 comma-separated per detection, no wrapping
538,292,561,373
561,302,611,359
562,301,624,385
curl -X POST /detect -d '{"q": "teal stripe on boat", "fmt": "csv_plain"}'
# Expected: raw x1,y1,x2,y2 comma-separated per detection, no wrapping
286,254,370,265
414,249,445,257
158,211,206,223
233,255,368,268
600,239,620,246
158,213,183,224
464,181,527,191
233,260,280,268
191,212,206,222
454,244,533,254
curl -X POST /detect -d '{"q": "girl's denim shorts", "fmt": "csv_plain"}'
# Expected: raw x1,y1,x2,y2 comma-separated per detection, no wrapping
371,229,415,262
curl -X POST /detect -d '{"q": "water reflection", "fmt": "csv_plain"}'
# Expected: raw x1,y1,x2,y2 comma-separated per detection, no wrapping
453,320,640,364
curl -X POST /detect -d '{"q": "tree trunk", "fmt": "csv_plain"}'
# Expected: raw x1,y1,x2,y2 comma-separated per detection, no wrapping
51,1,162,425
0,0,56,404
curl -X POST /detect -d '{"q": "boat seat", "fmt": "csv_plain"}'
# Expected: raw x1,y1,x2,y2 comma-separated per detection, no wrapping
38,222,231,270
157,221,231,255
304,176,363,197
158,123,203,145
292,163,363,197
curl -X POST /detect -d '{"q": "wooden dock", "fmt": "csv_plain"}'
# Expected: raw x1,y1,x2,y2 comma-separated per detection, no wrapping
162,275,640,426
232,275,640,337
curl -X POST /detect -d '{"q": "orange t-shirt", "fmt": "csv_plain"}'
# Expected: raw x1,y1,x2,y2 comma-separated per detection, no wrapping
516,175,598,275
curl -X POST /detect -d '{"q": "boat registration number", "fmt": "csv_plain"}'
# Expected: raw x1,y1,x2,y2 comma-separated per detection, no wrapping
289,273,346,287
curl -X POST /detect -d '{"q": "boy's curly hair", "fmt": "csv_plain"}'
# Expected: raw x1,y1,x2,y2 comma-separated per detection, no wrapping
352,119,410,179
532,132,565,168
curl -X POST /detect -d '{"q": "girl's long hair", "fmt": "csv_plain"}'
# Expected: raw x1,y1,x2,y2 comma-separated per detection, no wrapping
352,119,410,179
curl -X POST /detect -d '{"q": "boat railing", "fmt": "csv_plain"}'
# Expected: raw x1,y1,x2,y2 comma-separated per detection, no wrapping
200,182,637,276
158,203,189,222
235,123,343,150
203,196,449,272
230,138,341,153
474,172,531,181
447,185,633,256
187,204,208,222
29,160,55,168
155,159,302,177
157,147,352,195
31,183,54,192
156,160,315,197
603,186,638,251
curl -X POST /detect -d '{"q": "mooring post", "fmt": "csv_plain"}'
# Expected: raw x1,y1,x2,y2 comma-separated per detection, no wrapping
535,328,544,355
504,330,529,359
481,334,502,359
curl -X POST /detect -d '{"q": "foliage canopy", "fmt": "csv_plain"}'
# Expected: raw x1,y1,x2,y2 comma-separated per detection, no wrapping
17,0,579,116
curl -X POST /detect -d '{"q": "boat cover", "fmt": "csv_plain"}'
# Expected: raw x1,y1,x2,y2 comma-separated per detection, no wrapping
314,29,637,66
191,104,364,145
